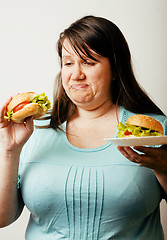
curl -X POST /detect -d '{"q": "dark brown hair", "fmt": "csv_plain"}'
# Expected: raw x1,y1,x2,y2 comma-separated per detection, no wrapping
49,15,164,130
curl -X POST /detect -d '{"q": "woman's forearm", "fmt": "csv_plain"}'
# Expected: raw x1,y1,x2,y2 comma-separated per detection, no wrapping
0,150,24,227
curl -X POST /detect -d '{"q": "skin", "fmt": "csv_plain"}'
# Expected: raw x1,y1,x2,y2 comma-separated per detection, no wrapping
61,39,119,148
0,97,33,227
61,39,113,111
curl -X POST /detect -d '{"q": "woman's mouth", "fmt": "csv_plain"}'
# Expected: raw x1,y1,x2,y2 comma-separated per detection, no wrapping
71,84,89,90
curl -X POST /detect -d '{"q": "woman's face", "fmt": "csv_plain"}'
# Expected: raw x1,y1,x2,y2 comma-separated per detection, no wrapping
61,39,113,110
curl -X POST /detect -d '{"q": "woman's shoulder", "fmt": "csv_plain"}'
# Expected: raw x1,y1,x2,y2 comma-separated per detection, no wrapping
20,120,66,159
33,120,66,141
121,106,166,120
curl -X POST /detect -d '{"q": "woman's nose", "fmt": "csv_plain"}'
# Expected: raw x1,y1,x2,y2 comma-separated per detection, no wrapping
71,64,85,80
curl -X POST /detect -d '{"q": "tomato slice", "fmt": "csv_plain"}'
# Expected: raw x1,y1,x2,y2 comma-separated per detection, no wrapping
124,130,132,136
13,102,30,113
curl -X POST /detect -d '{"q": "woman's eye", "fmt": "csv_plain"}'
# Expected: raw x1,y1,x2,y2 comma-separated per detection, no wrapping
63,62,73,66
83,61,95,66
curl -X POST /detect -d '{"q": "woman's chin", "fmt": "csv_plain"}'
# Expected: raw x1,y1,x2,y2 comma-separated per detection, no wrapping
69,92,94,105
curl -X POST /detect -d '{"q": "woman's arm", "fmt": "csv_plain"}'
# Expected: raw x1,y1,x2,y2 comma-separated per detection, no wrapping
0,98,34,227
117,145,167,200
0,150,24,227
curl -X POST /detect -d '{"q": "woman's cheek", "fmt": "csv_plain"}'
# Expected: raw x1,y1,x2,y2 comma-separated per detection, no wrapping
61,72,69,91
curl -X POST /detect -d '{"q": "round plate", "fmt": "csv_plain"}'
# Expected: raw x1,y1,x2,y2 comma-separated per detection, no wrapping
104,136,167,146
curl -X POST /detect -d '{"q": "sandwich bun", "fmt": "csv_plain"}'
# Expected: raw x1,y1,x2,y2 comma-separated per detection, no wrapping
126,115,164,135
7,92,37,112
117,114,164,138
5,92,51,123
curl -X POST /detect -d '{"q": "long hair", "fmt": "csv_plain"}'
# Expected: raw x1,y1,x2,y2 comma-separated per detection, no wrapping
49,15,164,130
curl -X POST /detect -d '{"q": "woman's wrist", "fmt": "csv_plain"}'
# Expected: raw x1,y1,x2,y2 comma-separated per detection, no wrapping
0,148,22,164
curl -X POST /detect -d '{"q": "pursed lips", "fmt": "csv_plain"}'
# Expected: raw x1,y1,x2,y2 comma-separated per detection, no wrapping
70,83,89,90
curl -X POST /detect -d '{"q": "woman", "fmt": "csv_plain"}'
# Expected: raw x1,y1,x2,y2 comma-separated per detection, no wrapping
0,15,167,239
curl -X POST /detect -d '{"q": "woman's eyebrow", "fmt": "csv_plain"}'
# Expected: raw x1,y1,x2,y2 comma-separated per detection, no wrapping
62,55,72,59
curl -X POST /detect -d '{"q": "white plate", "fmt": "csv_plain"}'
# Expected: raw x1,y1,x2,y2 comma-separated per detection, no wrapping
104,136,167,146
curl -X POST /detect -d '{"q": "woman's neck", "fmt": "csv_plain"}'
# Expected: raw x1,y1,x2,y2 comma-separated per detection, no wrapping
74,99,116,120
66,100,120,148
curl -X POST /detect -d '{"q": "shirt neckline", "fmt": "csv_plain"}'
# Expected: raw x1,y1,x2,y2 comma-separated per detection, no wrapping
63,106,124,152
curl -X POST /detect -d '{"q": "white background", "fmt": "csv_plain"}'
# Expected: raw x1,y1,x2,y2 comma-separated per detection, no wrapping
0,0,167,239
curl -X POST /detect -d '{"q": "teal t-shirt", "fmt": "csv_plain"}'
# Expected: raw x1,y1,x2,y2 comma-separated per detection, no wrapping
19,107,167,239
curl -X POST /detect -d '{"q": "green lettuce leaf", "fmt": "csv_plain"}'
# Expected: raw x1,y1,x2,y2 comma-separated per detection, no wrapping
4,110,14,121
31,92,51,111
117,122,162,138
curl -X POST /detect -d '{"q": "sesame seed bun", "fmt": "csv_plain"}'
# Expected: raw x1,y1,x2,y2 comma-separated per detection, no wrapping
125,114,164,135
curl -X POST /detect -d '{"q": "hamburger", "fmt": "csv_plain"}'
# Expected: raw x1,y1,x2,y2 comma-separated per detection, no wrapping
117,114,164,138
4,92,51,123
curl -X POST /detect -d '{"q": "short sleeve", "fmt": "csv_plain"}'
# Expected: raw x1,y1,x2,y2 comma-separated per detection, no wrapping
163,118,167,135
156,114,167,135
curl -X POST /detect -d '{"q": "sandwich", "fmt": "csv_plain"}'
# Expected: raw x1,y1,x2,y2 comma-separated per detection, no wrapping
117,114,164,138
4,92,51,123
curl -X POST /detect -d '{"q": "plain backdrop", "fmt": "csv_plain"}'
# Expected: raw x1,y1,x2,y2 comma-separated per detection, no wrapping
0,0,167,239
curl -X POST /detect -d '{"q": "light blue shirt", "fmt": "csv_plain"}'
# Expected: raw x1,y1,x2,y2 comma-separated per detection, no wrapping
19,107,167,239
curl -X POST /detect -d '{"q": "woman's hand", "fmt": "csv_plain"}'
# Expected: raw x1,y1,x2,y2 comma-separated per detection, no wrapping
117,145,167,173
0,97,34,153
